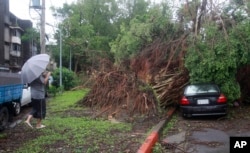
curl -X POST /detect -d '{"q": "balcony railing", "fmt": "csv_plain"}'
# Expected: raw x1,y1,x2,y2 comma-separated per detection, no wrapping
11,36,21,44
10,50,21,57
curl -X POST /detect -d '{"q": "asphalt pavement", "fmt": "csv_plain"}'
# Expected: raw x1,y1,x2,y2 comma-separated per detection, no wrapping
138,105,250,153
162,113,250,153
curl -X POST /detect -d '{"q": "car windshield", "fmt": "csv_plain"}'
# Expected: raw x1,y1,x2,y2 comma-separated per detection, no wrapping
185,84,219,95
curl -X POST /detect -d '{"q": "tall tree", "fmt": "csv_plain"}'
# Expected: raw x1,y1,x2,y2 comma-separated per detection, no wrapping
51,0,120,72
183,0,250,102
110,1,173,64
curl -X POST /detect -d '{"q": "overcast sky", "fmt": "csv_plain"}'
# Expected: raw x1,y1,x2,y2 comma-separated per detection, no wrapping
9,0,163,41
9,0,76,25
9,0,76,42
9,0,162,24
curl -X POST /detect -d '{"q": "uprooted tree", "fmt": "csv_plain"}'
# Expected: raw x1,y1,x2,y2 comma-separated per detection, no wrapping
79,67,159,119
78,34,189,118
56,0,250,118
130,35,189,108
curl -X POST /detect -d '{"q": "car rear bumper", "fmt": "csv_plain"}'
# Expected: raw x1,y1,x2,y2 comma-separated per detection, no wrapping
180,104,227,117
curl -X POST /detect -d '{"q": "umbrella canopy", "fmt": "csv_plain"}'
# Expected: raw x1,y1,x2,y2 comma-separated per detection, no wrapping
21,54,50,83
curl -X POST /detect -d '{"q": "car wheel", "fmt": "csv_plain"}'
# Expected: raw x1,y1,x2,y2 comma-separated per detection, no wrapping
13,102,21,116
0,107,9,131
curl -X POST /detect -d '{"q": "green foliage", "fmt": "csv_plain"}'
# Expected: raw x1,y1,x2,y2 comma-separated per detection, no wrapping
51,0,120,72
184,22,250,103
0,133,7,139
220,80,241,105
162,115,178,136
110,4,173,64
21,28,40,53
139,84,153,92
47,85,58,97
110,22,142,63
152,143,165,153
229,21,250,65
21,28,40,42
52,67,78,90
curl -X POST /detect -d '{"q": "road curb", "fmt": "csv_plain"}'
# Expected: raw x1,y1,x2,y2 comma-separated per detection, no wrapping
137,107,176,153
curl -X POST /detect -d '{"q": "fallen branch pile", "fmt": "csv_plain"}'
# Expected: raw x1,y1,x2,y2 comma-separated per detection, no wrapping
153,69,189,107
79,34,190,118
78,70,158,118
131,35,189,107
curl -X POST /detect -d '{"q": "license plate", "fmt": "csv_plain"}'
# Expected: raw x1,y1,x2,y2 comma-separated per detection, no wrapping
197,99,209,104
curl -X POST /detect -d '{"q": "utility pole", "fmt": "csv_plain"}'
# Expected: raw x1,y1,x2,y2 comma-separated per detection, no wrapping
46,23,62,88
69,48,71,71
40,0,46,54
59,28,62,87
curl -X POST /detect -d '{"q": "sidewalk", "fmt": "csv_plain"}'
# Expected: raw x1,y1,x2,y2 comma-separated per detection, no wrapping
137,107,176,153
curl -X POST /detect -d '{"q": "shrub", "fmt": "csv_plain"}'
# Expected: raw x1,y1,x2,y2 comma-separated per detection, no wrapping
52,67,78,90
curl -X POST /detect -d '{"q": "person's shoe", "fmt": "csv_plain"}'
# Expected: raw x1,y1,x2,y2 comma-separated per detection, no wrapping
36,125,46,129
24,121,33,128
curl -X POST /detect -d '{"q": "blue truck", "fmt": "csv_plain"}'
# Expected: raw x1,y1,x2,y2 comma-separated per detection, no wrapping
0,72,23,131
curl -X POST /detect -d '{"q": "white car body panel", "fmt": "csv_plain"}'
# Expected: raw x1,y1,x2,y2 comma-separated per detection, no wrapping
21,86,31,106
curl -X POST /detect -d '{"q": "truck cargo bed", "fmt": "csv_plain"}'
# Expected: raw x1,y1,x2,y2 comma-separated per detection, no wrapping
0,84,23,104
0,72,21,85
0,72,23,104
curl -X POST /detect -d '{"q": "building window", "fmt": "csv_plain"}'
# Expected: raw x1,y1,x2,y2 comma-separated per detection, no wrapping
13,30,17,36
12,43,20,51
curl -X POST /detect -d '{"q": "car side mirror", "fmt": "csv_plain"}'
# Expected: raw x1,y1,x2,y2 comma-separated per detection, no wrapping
23,84,29,89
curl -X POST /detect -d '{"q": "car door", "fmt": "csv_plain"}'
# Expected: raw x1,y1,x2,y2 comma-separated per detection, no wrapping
21,85,31,106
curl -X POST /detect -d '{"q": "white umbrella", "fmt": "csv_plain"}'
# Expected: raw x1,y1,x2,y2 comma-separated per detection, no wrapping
21,54,50,83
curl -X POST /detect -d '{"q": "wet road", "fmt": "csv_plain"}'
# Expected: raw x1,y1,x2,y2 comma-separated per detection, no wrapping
162,107,250,153
8,105,31,129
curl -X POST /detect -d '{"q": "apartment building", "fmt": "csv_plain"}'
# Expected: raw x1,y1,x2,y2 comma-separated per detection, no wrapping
0,0,36,72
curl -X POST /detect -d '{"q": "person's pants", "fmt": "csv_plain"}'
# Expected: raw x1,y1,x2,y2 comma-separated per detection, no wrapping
30,98,46,119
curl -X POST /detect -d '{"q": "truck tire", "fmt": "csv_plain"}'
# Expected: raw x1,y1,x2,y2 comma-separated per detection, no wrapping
0,107,9,131
13,102,21,116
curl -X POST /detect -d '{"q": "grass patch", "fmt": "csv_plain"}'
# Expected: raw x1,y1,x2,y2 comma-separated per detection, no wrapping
14,89,141,153
48,89,89,112
161,114,178,136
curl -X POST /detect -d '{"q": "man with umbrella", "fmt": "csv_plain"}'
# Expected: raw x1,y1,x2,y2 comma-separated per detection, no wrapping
21,54,51,129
